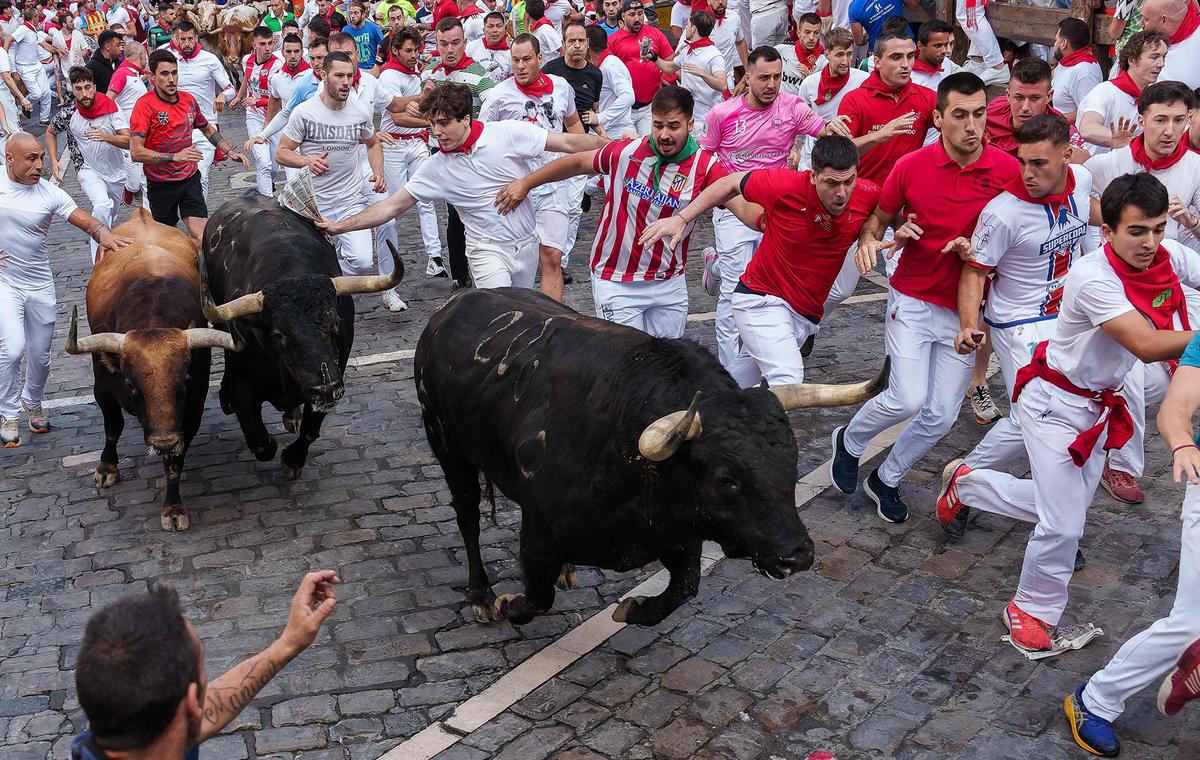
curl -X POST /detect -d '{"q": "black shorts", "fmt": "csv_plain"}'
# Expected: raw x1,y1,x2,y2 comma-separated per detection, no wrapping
146,172,207,228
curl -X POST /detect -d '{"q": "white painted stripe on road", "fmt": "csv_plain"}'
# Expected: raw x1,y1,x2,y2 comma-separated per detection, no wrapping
348,349,415,367
44,393,95,410
62,450,102,468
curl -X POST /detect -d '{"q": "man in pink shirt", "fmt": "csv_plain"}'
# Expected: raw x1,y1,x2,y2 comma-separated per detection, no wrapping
700,44,849,387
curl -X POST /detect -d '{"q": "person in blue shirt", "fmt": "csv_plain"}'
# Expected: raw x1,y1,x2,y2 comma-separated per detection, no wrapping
346,0,385,69
848,0,908,53
71,572,339,760
595,0,622,35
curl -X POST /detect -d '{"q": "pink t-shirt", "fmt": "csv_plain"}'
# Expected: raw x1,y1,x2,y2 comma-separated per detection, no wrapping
700,92,826,171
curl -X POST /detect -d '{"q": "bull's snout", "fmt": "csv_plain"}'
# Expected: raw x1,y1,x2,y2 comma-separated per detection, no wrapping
779,541,815,574
146,433,184,456
306,382,345,413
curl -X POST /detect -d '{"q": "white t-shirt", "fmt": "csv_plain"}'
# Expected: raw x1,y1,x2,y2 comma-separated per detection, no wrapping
1085,146,1200,252
10,23,46,68
478,75,575,172
774,42,824,96
0,172,78,291
1049,239,1200,390
167,46,235,125
674,42,726,128
106,4,132,27
462,12,484,42
268,65,310,109
796,66,868,168
282,94,375,209
377,66,424,136
910,57,957,91
1077,80,1139,155
598,53,634,137
532,23,563,63
466,38,513,82
1159,27,1200,89
108,63,148,115
709,14,745,77
68,107,130,184
972,164,1094,328
41,27,65,65
405,120,548,241
1052,59,1103,117
351,69,393,115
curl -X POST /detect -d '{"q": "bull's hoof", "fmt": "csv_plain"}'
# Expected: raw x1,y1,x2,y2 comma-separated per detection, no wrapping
282,407,303,434
556,564,578,590
280,445,306,480
469,588,500,623
490,592,523,621
93,463,119,488
613,595,658,625
254,436,278,462
490,592,542,625
160,507,191,531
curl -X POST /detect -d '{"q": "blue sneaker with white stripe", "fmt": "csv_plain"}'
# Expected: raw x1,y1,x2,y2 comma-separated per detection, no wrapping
1064,682,1120,757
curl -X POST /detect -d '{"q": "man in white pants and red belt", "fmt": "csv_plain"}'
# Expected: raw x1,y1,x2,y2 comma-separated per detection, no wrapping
938,173,1200,659
829,72,1019,523
233,26,283,197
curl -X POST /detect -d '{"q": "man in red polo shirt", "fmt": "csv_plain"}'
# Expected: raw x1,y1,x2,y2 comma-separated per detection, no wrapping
829,72,1019,523
836,28,937,187
608,0,673,135
985,57,1090,162
638,135,879,385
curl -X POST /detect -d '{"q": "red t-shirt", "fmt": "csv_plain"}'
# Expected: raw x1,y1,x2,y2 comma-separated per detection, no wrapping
881,141,1019,311
608,27,673,105
984,98,1086,156
128,89,209,183
433,0,459,23
740,169,881,319
837,72,936,186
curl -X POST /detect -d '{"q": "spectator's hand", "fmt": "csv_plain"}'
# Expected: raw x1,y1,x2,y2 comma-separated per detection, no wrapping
1109,116,1136,148
954,327,986,355
174,146,204,163
306,151,331,176
1173,445,1200,485
278,570,340,657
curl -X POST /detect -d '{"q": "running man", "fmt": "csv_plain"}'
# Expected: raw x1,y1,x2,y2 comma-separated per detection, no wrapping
233,26,283,196
166,21,237,201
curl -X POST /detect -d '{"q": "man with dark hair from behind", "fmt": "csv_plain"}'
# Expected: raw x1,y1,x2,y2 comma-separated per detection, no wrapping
1052,17,1103,123
71,571,339,759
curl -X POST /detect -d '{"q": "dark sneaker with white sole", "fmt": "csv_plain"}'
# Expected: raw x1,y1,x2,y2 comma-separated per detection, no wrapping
829,426,858,494
864,468,908,523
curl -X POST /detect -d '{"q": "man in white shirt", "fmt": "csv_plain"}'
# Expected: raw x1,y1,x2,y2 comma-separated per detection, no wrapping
1052,17,1103,123
166,21,236,201
1078,29,1167,155
749,0,788,47
662,11,726,138
910,19,956,91
106,0,133,30
258,34,319,180
797,27,868,172
466,11,512,81
232,26,283,196
707,0,747,88
1141,0,1200,88
585,23,633,137
527,0,562,62
46,66,131,263
775,12,824,95
0,132,130,447
9,6,56,124
0,41,25,139
106,40,148,202
277,51,385,277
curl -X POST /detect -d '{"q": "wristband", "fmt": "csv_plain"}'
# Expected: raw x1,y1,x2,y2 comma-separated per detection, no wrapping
1172,443,1198,456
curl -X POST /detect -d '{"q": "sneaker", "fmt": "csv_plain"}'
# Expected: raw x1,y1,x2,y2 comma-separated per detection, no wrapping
1157,635,1200,716
562,270,574,285
864,468,908,523
21,401,48,433
800,333,815,358
828,426,858,494
701,247,720,297
381,288,408,312
1,416,18,447
937,459,972,538
1075,549,1086,572
425,255,447,277
1004,600,1052,651
966,384,1001,425
1100,463,1144,504
1065,683,1120,757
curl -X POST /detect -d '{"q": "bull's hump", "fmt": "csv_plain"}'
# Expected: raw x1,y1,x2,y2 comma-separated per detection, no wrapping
471,310,564,377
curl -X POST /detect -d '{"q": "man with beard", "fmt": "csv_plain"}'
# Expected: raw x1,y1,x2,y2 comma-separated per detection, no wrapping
1052,17,1103,123
165,21,237,202
910,19,956,90
69,573,338,760
607,0,673,134
986,57,1089,162
658,11,726,137
466,11,513,80
1078,29,1167,154
706,0,748,89
232,26,283,197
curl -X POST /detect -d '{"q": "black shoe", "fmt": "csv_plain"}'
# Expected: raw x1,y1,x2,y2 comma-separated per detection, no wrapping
801,333,815,358
941,504,970,539
581,193,591,213
562,270,574,285
829,426,858,494
1074,549,1086,572
864,469,908,523
451,279,471,291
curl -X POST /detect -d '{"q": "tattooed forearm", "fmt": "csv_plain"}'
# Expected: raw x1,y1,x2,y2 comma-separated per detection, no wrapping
199,651,283,739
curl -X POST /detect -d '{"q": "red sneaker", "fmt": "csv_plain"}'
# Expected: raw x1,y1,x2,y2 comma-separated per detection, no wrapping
1100,463,1145,504
1004,600,1052,651
937,460,972,526
1157,636,1200,716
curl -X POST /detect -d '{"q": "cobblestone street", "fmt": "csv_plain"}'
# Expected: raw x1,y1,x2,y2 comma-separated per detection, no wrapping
2,114,1199,760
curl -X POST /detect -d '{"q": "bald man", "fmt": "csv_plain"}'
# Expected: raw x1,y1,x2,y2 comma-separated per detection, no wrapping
1142,0,1200,87
0,134,131,448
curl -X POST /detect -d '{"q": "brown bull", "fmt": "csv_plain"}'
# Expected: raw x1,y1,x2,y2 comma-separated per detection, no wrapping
182,1,263,84
67,209,239,531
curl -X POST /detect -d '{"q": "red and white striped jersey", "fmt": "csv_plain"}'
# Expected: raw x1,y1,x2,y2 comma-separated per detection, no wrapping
590,137,727,282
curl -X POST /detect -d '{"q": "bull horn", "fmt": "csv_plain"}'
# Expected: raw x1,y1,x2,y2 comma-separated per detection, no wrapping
185,328,244,351
638,392,702,462
330,241,405,295
768,356,891,411
198,247,264,323
64,306,125,356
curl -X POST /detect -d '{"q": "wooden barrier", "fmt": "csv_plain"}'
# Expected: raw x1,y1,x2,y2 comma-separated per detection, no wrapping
936,0,1114,48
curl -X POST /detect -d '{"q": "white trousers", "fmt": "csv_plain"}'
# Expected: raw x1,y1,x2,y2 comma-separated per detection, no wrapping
731,290,819,386
955,0,1003,67
822,244,862,319
632,105,652,136
17,63,50,122
191,129,216,201
592,274,688,338
750,4,789,47
1107,361,1171,478
0,280,55,420
358,154,399,278
78,166,125,264
465,232,538,289
0,80,19,133
964,318,1058,470
713,207,763,387
246,110,277,197
381,138,441,260
843,290,975,486
956,379,1107,625
560,174,589,267
1083,481,1200,721
320,200,374,276
123,150,143,193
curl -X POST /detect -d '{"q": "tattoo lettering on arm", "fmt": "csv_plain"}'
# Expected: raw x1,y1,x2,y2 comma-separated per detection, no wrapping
200,652,282,736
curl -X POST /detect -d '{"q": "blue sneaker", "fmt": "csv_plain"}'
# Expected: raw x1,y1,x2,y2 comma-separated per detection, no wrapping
828,426,858,494
1064,682,1120,757
864,468,908,523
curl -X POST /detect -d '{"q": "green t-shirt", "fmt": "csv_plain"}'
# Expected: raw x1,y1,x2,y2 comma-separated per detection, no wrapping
512,1,528,34
375,0,416,27
263,11,297,33
148,23,172,49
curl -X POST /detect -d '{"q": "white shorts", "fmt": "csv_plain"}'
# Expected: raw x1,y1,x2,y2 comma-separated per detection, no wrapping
465,233,538,289
591,274,688,339
534,187,570,253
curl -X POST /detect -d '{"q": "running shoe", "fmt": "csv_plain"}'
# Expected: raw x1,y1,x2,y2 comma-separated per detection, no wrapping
1064,683,1120,757
425,255,446,277
966,384,1001,425
381,289,408,312
21,401,48,433
828,426,858,494
1004,600,1052,652
1075,549,1086,572
1100,463,1144,504
1,416,19,447
864,468,908,523
701,247,720,297
937,459,971,538
1157,635,1200,716
800,333,815,358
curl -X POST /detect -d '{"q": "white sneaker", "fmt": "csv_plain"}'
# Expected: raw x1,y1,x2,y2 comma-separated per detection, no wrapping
21,400,48,433
381,288,408,312
1,416,19,447
425,255,447,277
977,64,1010,87
701,247,720,297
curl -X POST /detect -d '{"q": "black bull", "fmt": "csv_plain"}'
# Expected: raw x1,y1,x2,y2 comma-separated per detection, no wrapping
416,288,889,626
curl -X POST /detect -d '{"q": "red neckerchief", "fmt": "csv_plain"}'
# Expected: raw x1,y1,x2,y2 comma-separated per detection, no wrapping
1129,133,1189,171
1059,47,1097,67
280,59,311,77
1004,166,1076,218
815,66,851,105
1104,242,1191,373
686,36,714,53
912,56,940,74
381,59,419,75
596,50,611,66
435,54,476,73
795,40,822,70
22,21,36,33
169,42,201,61
1169,1,1200,44
515,71,554,97
860,69,907,98
530,17,552,31
116,59,144,77
1110,70,1141,99
459,3,485,17
244,53,276,107
484,36,510,50
442,119,484,153
76,91,119,119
